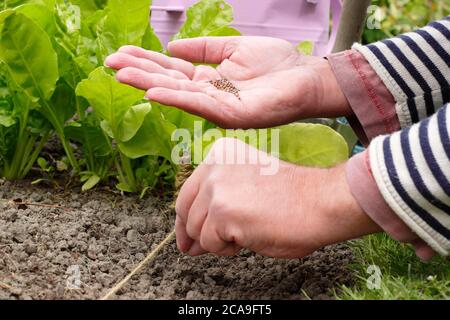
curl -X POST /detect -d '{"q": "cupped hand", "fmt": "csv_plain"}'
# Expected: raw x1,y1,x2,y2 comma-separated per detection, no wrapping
174,138,381,258
105,37,351,129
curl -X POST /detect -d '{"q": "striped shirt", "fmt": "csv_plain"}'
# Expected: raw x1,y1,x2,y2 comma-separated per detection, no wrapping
353,18,450,255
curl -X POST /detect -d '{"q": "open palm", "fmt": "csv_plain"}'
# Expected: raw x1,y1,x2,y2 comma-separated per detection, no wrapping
105,37,349,129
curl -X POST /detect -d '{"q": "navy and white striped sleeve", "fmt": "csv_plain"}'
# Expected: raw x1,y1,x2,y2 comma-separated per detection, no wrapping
349,18,450,255
369,104,450,255
353,17,450,128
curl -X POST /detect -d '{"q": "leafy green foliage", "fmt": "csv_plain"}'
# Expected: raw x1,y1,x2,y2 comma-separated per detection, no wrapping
76,67,146,141
277,123,348,168
0,12,58,100
98,0,152,59
0,0,349,194
173,0,240,40
363,0,450,44
76,67,177,192
296,41,314,56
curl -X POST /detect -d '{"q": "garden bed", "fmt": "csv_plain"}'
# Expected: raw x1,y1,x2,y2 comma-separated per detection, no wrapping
0,179,354,300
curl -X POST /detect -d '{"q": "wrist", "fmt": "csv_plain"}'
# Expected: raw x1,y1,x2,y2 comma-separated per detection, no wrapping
313,164,382,247
292,55,353,121
316,59,353,118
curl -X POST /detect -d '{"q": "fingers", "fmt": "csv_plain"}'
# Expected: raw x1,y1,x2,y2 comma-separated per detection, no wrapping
175,169,203,254
185,188,209,240
115,67,206,92
175,216,193,253
145,88,224,124
174,163,240,257
187,241,208,256
200,217,242,256
175,170,203,226
105,52,188,80
178,199,240,257
168,37,240,64
117,45,196,78
192,65,221,82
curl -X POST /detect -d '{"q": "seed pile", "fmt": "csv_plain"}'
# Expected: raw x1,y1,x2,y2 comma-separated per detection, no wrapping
209,79,241,100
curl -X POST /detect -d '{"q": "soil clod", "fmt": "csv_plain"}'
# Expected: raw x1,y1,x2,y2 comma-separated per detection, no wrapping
0,181,354,300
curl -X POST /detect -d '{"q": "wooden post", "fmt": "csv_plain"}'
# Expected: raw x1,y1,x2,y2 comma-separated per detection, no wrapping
332,0,372,53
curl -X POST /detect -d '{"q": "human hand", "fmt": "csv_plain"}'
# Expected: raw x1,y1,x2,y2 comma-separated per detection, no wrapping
105,37,351,129
175,138,381,258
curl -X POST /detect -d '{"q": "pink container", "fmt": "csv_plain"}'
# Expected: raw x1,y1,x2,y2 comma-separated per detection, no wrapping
151,0,342,56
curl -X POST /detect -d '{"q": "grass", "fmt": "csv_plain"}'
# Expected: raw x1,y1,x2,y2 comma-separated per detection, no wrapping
335,234,450,300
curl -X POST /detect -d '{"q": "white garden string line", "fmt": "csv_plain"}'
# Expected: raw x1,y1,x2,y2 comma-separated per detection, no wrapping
0,282,13,290
101,229,176,300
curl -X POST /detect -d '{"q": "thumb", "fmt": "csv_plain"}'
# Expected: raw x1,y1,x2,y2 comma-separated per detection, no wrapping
168,36,239,64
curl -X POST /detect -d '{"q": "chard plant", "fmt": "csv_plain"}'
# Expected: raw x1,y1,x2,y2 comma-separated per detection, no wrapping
0,9,78,177
0,63,52,179
0,0,350,194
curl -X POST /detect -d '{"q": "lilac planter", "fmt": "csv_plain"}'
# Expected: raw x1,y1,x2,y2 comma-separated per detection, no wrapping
151,0,342,56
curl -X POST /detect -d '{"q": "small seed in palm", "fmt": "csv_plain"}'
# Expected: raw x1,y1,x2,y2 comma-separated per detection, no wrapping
209,79,241,100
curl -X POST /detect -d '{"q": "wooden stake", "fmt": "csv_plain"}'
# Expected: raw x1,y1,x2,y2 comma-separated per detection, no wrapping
332,0,372,53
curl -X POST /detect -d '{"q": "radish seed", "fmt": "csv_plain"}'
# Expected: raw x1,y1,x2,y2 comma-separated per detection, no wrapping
209,79,241,100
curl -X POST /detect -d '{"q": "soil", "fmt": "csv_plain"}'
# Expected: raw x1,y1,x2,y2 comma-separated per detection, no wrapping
0,179,355,300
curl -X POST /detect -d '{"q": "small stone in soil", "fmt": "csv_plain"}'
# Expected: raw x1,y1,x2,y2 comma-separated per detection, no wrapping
209,79,241,100
127,229,139,242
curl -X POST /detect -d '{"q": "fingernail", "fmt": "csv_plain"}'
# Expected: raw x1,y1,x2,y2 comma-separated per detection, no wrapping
104,56,112,67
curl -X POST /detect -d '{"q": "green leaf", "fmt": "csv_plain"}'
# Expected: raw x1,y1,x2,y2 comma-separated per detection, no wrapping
50,82,77,125
119,106,177,160
15,3,57,36
76,67,144,140
173,0,239,40
154,102,206,134
116,182,133,193
142,24,163,52
0,116,15,127
0,10,14,25
68,0,107,19
82,174,101,191
56,158,68,172
296,41,314,56
0,115,15,127
3,0,55,10
0,12,58,101
37,157,49,171
0,99,15,127
27,110,52,134
212,124,348,168
118,103,152,142
277,123,348,168
100,0,151,55
206,25,241,37
55,0,82,35
65,120,111,157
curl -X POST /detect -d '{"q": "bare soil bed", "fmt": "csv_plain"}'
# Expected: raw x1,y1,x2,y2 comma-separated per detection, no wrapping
0,179,355,300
